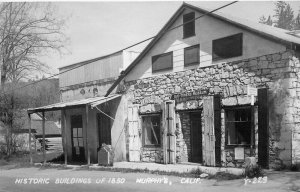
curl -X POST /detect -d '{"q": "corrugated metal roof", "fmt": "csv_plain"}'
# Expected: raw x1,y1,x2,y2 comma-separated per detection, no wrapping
27,94,121,114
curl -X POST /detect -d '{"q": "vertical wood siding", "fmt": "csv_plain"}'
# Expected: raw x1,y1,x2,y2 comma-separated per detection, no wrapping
59,52,123,88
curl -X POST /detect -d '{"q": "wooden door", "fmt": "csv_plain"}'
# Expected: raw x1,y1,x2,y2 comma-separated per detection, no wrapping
190,112,202,163
162,101,176,164
203,95,221,166
128,105,141,161
258,88,269,168
71,115,85,162
203,96,215,166
97,113,111,147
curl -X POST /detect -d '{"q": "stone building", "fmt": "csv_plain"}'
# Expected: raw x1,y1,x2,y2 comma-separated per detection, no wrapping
105,2,300,168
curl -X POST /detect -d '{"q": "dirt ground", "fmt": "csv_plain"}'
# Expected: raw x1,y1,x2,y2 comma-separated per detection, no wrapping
0,167,299,192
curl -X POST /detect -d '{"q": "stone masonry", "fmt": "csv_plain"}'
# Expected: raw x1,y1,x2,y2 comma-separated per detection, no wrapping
122,50,300,168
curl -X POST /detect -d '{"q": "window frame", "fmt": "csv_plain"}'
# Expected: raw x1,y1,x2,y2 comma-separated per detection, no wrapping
183,12,196,39
224,105,254,148
152,52,173,73
184,44,200,66
141,113,162,148
70,115,84,148
212,33,243,61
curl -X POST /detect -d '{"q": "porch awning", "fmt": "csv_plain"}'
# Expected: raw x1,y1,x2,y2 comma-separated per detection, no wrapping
27,94,121,114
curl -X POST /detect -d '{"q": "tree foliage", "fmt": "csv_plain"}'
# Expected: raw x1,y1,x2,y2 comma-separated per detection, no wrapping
0,2,66,156
259,1,300,31
259,15,273,26
0,2,67,84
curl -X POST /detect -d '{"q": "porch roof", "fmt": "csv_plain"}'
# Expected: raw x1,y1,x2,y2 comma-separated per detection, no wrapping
27,94,121,114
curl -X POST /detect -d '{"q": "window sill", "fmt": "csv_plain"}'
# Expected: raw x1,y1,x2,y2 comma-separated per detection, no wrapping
152,67,173,73
183,34,196,39
142,146,161,150
184,62,199,67
212,55,242,62
225,144,251,148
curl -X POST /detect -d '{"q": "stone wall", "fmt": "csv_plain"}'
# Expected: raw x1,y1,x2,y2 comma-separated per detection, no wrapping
141,148,163,163
176,113,190,162
123,50,300,168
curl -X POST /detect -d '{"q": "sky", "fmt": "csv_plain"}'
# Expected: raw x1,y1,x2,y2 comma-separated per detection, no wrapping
43,1,300,76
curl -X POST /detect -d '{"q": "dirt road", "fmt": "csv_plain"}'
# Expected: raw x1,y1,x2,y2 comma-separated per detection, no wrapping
0,167,299,192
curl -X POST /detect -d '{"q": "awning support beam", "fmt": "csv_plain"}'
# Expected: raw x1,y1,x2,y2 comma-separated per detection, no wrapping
94,106,115,121
62,110,68,165
86,105,91,165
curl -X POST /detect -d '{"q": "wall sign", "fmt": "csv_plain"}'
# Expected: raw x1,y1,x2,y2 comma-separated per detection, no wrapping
234,147,245,160
140,95,163,105
172,89,208,103
247,86,258,96
247,86,257,105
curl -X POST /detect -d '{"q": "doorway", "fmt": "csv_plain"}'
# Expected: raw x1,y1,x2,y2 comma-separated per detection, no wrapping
190,112,202,163
97,113,111,148
71,115,85,162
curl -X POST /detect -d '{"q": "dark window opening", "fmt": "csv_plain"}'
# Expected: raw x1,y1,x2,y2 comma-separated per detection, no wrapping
212,33,243,61
142,115,161,147
225,107,251,146
71,115,84,148
97,113,111,145
183,12,195,38
184,44,200,66
152,52,173,72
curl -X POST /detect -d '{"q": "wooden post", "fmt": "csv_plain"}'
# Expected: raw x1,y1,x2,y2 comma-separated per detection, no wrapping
86,105,90,165
28,113,33,165
62,110,68,165
250,105,255,156
42,111,46,164
203,96,216,166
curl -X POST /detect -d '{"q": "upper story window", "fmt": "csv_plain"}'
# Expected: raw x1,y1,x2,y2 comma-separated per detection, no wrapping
225,107,252,146
212,33,243,61
184,44,199,66
142,115,161,147
152,52,173,73
183,12,195,38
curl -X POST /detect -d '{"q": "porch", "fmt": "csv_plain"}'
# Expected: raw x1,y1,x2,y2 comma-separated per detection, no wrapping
26,94,123,165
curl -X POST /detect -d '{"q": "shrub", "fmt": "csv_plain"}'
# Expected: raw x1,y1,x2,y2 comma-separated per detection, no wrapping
244,164,264,178
290,164,300,172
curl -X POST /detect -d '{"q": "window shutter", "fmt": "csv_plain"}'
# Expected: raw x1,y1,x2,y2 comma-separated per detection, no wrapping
184,44,199,66
203,96,216,166
162,100,176,164
183,12,195,38
152,52,173,72
214,95,221,167
128,104,141,161
258,88,269,168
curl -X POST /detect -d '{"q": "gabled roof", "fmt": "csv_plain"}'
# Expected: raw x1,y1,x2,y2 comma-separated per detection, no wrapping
105,2,300,96
186,2,300,45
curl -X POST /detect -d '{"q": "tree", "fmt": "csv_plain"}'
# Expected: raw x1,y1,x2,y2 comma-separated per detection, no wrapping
274,1,294,30
0,2,67,156
259,15,273,26
0,2,67,84
259,1,300,31
294,13,300,30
